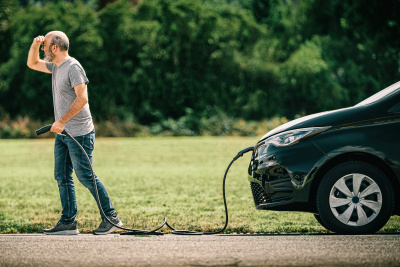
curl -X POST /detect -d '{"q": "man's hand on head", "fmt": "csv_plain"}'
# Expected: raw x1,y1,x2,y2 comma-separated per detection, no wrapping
32,35,45,48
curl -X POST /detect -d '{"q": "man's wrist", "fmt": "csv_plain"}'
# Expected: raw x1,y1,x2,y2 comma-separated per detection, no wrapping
57,118,68,125
30,43,40,49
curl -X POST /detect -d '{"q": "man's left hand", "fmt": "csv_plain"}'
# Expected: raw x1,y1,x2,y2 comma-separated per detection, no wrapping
50,120,65,134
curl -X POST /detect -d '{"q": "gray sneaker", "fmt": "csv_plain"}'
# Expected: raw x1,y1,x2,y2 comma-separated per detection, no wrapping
92,213,123,235
43,220,79,235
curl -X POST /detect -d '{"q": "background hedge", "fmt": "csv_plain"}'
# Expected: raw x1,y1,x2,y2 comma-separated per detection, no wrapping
0,0,399,136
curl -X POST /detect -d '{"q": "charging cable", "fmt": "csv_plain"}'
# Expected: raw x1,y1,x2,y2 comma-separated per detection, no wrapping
36,125,254,235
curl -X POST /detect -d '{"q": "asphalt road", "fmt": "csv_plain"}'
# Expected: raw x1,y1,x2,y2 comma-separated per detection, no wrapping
1,233,399,266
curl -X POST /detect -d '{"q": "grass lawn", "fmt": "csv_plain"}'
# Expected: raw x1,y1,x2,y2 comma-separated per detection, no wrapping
0,136,399,234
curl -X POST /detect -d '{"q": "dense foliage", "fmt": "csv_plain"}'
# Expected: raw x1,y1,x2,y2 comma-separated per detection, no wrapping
0,0,399,135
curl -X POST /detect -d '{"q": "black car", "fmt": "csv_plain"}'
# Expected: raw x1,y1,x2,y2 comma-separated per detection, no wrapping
248,81,400,234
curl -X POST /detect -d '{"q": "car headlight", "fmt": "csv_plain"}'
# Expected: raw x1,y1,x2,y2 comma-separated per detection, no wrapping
259,127,330,149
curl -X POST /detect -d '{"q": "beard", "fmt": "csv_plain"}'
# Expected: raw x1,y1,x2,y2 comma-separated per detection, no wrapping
43,47,55,62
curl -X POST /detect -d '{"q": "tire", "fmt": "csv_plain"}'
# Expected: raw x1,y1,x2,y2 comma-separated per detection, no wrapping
313,214,333,231
316,161,394,234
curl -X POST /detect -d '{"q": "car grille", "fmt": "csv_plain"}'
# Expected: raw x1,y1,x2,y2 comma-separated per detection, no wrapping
250,182,271,206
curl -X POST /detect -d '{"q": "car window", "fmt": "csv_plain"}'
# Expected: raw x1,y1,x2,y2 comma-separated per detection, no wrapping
355,81,400,107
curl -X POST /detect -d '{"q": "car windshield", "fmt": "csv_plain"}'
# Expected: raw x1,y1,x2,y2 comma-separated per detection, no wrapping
355,81,400,107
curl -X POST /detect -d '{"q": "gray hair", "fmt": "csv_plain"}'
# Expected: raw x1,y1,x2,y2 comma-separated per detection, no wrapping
51,34,69,51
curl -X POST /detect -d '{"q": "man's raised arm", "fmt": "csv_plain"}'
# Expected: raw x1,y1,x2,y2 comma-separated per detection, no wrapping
27,35,51,73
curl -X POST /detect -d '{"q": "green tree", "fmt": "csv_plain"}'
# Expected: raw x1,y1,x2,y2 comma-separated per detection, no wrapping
280,38,346,117
100,0,273,123
303,0,400,105
0,0,19,117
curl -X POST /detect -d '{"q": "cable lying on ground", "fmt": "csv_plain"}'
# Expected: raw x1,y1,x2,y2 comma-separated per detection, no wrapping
36,125,254,235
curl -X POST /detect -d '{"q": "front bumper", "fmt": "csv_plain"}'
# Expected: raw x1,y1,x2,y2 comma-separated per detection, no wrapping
248,139,325,211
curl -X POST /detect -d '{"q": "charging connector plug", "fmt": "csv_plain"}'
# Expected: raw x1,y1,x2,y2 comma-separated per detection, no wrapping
233,146,255,161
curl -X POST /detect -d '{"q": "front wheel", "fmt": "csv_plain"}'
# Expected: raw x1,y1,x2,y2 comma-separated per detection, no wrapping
316,161,394,234
313,214,332,231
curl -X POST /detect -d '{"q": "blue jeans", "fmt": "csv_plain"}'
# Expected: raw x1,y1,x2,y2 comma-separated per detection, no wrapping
54,130,116,223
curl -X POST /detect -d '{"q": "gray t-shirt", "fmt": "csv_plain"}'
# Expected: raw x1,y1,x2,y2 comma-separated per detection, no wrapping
46,58,94,137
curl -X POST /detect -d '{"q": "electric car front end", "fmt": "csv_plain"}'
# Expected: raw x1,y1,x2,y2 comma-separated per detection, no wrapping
248,81,400,234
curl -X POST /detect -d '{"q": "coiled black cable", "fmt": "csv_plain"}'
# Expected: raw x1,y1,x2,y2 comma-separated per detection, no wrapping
36,125,254,235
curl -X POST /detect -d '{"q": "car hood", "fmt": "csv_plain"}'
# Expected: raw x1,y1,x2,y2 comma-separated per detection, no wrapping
259,106,362,142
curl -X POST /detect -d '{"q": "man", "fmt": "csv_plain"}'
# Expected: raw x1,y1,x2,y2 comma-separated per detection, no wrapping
27,31,123,235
